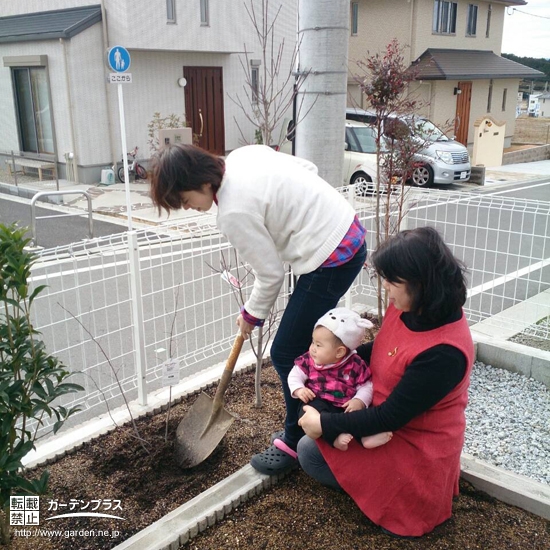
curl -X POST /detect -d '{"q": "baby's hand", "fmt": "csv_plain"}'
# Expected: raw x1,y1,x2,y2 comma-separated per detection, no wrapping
294,387,316,403
343,398,366,413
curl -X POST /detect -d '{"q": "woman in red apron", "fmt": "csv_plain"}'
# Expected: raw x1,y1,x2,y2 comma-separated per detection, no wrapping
298,226,474,538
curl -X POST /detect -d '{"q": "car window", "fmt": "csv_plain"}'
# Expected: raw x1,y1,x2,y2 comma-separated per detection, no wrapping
413,119,448,142
347,126,378,153
346,112,377,124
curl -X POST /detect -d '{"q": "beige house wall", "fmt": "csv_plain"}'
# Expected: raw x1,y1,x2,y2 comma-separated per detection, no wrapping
486,78,519,143
412,0,506,58
425,81,459,134
347,0,507,77
348,0,413,74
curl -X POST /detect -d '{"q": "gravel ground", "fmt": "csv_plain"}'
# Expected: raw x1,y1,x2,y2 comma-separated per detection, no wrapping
465,362,550,484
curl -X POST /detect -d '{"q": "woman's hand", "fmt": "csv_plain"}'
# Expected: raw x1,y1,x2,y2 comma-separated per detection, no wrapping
298,405,323,439
236,314,254,340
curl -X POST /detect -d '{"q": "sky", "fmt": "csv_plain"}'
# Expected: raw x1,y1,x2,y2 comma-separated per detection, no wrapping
502,0,550,59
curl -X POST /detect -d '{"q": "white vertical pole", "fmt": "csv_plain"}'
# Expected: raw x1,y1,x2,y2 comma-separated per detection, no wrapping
128,231,147,405
117,83,133,231
344,183,356,309
117,82,144,402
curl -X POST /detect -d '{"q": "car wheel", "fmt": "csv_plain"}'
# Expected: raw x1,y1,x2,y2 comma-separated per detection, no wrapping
410,165,434,187
351,172,373,196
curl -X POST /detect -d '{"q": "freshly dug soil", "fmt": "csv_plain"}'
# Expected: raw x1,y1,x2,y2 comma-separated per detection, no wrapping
10,365,550,550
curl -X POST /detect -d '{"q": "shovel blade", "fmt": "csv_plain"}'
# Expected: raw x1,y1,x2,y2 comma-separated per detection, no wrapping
174,392,235,468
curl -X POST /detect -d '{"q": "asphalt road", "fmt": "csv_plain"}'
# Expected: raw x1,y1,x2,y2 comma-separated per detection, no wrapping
0,195,127,248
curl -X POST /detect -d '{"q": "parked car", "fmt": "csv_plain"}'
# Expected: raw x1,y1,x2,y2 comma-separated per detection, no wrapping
278,120,378,193
345,108,471,187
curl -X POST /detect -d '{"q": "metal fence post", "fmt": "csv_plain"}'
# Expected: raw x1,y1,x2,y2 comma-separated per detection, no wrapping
30,190,93,247
345,184,357,309
10,150,18,187
128,230,148,406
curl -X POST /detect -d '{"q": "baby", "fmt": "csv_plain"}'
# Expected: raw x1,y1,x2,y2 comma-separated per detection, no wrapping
289,307,392,451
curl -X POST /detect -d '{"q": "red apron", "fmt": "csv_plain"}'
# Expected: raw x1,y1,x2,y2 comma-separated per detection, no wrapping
317,305,474,537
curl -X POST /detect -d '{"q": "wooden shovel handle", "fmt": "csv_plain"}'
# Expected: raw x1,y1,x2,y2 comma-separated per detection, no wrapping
213,334,245,404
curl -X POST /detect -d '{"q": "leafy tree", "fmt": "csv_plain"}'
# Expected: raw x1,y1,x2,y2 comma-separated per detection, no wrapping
502,53,550,81
0,224,83,544
354,39,435,321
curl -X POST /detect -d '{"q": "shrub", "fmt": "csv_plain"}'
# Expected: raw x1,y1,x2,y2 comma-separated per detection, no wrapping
0,223,83,544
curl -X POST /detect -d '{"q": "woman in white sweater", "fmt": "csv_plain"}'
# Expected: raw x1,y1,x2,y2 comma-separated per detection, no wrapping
150,144,366,474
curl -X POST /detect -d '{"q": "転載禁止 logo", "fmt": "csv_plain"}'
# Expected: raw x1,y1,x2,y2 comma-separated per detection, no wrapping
10,496,125,526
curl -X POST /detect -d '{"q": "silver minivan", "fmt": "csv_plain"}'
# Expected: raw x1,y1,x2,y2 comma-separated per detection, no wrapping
346,108,471,187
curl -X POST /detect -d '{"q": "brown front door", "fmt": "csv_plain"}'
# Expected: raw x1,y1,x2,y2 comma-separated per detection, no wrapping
183,66,225,155
454,81,472,146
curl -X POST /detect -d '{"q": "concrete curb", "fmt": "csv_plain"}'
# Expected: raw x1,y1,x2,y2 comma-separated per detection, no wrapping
113,465,287,550
461,453,550,521
471,331,550,388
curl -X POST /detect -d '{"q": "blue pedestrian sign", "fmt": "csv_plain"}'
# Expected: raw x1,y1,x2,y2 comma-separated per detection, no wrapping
108,46,131,73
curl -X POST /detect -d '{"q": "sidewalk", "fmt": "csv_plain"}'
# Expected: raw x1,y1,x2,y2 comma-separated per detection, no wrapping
0,174,208,228
1,160,549,227
482,159,550,187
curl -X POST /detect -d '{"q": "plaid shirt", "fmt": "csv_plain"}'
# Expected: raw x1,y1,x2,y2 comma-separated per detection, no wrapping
242,216,365,325
321,215,366,267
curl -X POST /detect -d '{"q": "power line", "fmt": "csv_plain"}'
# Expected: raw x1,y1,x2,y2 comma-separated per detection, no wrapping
508,7,550,19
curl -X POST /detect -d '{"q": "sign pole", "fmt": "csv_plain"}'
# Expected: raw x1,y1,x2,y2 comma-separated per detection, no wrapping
116,83,133,231
108,45,133,232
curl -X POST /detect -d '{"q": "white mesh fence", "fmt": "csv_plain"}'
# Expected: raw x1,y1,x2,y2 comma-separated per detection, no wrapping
27,187,549,439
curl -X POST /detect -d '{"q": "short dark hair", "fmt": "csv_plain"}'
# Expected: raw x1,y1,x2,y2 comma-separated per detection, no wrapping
149,144,225,214
370,226,467,322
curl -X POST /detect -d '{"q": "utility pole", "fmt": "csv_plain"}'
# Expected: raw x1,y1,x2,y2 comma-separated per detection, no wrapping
295,0,349,187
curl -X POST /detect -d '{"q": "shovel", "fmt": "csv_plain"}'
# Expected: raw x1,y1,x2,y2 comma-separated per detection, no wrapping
175,333,245,468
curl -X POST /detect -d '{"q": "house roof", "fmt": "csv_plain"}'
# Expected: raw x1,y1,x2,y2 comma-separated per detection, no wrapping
0,5,101,44
412,49,544,81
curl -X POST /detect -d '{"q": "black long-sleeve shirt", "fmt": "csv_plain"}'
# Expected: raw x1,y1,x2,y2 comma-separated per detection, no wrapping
321,309,468,446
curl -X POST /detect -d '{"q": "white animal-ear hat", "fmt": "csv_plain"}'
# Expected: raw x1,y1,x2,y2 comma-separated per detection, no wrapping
315,307,373,351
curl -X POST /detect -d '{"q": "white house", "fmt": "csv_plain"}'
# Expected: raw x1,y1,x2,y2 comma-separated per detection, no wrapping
538,92,550,118
528,92,542,116
0,1,297,183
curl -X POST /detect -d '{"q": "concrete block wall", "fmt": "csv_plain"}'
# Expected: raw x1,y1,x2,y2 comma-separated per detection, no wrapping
502,144,550,164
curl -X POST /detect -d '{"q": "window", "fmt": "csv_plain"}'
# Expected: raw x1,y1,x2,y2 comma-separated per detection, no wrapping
251,66,259,104
502,88,507,112
486,4,492,38
433,1,457,34
200,0,209,26
351,3,359,36
466,4,478,36
166,0,176,22
12,66,54,154
487,79,493,113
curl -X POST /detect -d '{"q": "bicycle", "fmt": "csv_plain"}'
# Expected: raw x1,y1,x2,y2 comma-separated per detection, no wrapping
116,146,148,183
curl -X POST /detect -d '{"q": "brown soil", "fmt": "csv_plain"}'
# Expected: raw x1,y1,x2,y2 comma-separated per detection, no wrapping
512,115,550,145
8,365,550,550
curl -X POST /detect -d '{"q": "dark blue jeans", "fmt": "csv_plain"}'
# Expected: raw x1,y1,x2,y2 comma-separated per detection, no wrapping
270,241,367,450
